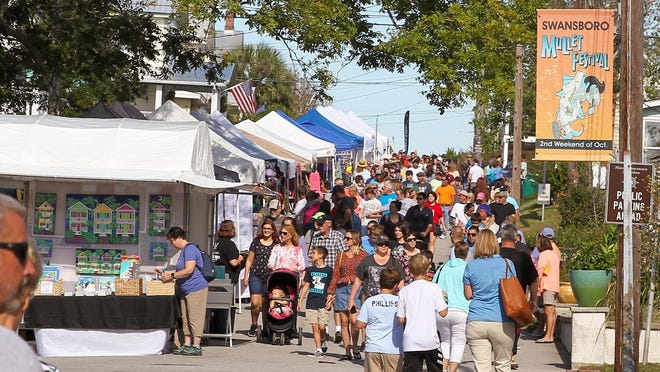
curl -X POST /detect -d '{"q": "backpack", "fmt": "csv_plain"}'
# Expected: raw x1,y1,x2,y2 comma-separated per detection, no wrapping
190,243,216,282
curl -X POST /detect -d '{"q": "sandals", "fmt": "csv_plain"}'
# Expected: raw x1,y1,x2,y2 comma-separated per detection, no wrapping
535,338,554,344
339,353,353,361
353,350,362,360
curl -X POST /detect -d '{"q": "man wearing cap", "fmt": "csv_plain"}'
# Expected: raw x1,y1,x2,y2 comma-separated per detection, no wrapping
0,195,41,371
402,170,418,192
449,190,470,228
378,181,397,215
501,186,521,226
347,235,405,314
405,192,434,251
416,172,432,195
406,158,425,182
489,190,516,226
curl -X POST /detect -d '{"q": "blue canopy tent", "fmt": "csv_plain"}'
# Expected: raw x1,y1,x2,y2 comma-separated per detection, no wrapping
298,108,364,149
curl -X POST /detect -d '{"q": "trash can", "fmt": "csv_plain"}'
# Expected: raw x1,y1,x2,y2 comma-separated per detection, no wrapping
522,174,538,198
209,307,236,333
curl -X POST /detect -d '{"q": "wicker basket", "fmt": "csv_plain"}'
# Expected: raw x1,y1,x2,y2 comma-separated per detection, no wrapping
146,280,175,296
34,279,64,296
115,278,143,296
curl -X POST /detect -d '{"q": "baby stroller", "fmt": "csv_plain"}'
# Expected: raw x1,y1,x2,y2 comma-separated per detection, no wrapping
257,269,303,346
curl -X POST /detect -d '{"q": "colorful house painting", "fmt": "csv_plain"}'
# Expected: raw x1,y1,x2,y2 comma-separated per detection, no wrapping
36,200,54,232
116,203,137,236
152,202,168,233
69,201,90,236
93,203,113,236
76,250,90,272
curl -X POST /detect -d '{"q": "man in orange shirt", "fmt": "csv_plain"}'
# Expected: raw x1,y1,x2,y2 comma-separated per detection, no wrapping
434,174,456,232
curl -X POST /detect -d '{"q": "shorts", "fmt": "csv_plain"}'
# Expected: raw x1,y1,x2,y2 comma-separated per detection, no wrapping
539,290,558,306
248,274,266,295
306,308,330,325
335,284,363,312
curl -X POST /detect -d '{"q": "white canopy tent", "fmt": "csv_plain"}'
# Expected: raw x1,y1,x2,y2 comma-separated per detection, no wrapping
0,114,243,192
316,106,375,153
345,111,391,157
148,100,264,183
236,111,336,162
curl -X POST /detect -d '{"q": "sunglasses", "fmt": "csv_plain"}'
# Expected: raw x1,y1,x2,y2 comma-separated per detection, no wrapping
416,197,425,200
344,236,353,241
406,238,417,242
467,233,478,237
377,243,390,247
280,231,289,236
0,242,29,264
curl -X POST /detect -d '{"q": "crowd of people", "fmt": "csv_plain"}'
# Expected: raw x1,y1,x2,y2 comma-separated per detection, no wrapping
234,151,559,372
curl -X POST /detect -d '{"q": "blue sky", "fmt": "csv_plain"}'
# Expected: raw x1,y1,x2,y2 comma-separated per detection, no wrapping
233,20,475,156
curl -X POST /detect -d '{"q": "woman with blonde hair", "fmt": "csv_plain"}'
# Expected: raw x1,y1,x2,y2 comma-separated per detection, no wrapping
267,224,306,274
463,229,517,371
327,230,369,360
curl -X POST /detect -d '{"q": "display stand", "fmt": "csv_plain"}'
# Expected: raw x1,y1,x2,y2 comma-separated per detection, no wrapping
203,279,234,347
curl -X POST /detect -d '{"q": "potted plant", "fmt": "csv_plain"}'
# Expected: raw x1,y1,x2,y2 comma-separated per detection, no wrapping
562,225,617,306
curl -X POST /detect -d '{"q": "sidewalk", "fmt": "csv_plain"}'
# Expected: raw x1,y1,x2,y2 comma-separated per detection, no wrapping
43,239,569,371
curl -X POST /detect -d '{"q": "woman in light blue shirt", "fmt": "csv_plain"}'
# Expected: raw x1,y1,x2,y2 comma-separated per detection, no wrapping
463,229,516,372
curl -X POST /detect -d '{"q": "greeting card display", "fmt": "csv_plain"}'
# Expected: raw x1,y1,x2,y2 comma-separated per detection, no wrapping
97,276,117,295
148,195,171,236
34,193,57,235
75,276,97,296
65,194,139,244
119,255,140,281
41,265,61,281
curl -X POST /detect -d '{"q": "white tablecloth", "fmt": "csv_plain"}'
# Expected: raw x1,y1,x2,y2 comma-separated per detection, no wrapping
35,328,169,356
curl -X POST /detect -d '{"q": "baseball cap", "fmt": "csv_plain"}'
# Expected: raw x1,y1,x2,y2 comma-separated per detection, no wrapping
374,235,390,245
459,190,469,197
477,204,492,216
476,192,486,201
540,227,555,239
375,169,383,175
497,190,508,198
417,171,426,177
268,199,279,210
313,212,331,223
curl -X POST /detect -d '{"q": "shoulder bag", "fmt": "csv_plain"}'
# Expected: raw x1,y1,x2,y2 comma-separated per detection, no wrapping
500,258,534,326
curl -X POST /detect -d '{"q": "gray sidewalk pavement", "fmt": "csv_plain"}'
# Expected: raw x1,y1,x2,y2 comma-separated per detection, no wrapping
42,239,570,371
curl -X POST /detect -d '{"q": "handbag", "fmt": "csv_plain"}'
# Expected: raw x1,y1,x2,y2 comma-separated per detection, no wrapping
499,258,534,326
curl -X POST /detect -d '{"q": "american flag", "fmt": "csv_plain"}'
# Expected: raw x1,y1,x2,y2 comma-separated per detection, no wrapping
227,81,257,115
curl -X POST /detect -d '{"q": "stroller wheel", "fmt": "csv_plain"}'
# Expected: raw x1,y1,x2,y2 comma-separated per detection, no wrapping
257,325,262,342
298,327,303,346
279,334,285,346
271,332,277,345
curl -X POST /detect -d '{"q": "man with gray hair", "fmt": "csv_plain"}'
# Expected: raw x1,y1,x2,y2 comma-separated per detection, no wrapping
0,194,41,371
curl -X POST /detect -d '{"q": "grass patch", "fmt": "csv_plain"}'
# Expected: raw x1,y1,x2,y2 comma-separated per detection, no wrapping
518,194,560,242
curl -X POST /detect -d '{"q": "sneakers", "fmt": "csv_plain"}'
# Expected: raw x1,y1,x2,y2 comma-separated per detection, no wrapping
321,338,328,353
439,234,447,239
334,331,342,344
247,324,258,337
308,350,325,358
172,344,189,355
181,345,202,356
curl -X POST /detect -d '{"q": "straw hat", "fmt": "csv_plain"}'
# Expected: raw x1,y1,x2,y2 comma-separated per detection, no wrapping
357,159,368,168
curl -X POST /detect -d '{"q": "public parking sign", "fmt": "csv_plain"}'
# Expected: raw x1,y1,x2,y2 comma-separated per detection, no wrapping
605,162,654,224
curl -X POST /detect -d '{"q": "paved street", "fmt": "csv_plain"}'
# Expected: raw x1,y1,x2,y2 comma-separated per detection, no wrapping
42,239,570,371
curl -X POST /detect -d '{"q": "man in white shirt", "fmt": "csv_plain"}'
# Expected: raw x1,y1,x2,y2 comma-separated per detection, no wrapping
468,159,484,190
449,190,469,228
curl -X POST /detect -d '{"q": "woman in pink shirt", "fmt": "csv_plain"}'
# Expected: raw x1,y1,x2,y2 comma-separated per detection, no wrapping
535,236,560,344
267,224,306,274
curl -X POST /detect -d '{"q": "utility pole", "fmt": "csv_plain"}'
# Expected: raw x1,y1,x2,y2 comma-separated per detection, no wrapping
615,0,644,370
511,44,523,203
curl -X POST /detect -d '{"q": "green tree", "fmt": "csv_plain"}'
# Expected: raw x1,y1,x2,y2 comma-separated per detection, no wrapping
0,0,228,115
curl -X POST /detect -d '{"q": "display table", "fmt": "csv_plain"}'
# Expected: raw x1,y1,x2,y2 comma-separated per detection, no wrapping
24,295,180,356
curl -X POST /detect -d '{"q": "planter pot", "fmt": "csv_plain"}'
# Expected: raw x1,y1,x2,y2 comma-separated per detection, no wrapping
569,269,612,307
558,281,577,303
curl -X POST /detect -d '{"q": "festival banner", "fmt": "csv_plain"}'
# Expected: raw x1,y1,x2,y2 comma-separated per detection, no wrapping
535,9,615,161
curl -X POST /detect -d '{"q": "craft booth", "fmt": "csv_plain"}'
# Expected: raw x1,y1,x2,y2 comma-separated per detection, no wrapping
0,114,244,356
